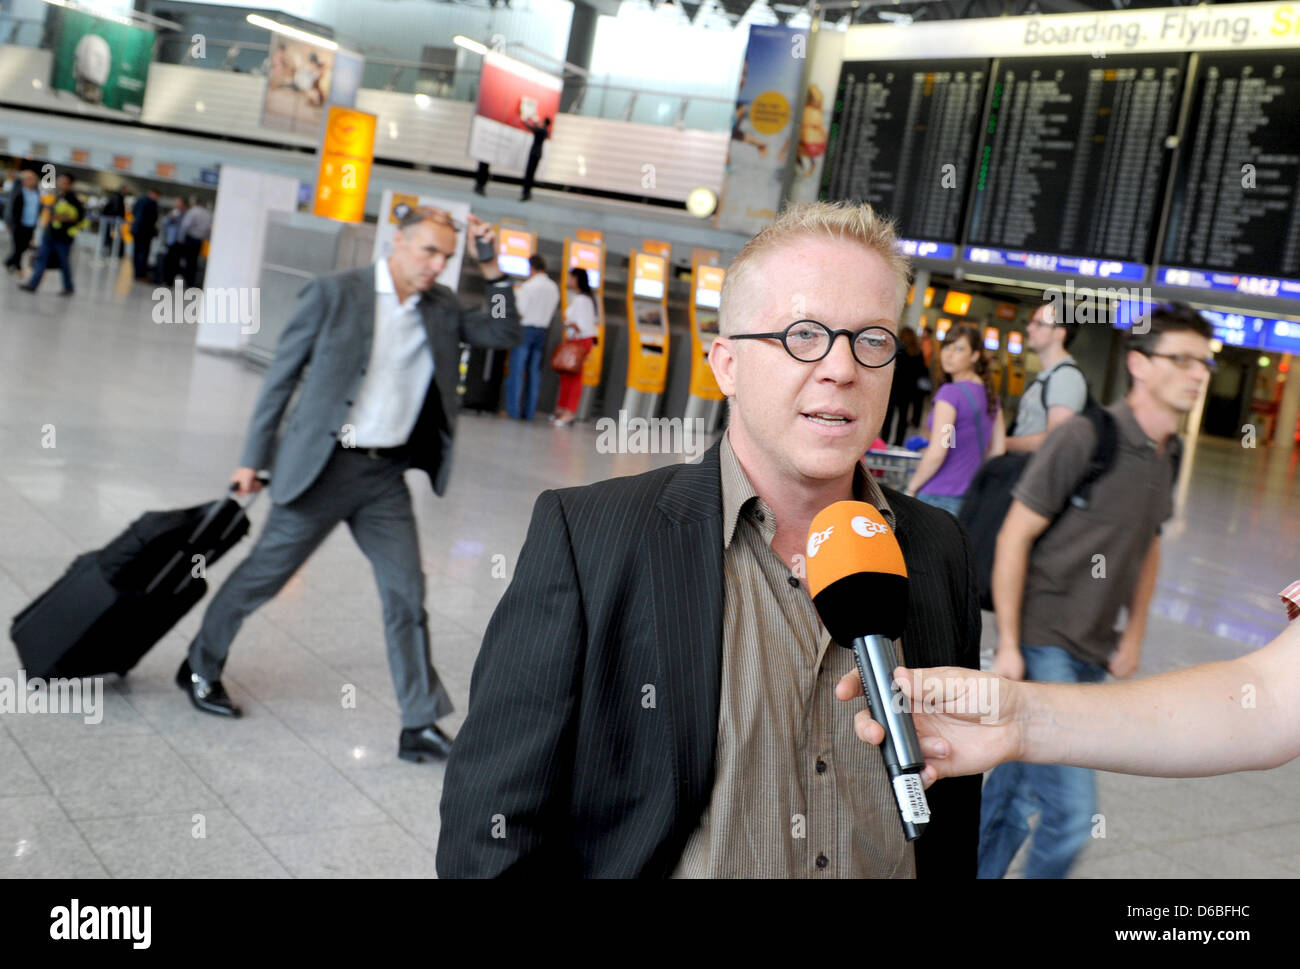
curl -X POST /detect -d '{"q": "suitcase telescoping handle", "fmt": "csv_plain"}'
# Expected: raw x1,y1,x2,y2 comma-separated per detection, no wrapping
145,476,271,598
183,475,270,552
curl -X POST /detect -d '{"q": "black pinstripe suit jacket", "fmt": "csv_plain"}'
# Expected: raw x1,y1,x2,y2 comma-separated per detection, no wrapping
436,440,982,878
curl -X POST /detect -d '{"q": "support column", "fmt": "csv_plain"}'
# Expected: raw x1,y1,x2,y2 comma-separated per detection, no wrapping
901,269,928,334
560,1,599,113
1270,354,1299,455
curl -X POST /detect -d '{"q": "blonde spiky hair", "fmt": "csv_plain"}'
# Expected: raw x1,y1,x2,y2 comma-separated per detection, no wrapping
718,200,913,335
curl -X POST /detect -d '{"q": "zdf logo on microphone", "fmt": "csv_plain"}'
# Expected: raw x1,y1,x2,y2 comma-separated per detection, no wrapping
807,526,834,557
851,515,890,538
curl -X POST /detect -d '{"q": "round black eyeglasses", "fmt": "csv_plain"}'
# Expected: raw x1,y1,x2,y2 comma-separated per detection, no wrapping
729,320,900,368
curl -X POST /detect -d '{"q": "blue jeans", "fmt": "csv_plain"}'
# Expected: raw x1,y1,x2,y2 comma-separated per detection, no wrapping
978,644,1108,879
917,492,964,516
505,325,549,420
27,234,74,292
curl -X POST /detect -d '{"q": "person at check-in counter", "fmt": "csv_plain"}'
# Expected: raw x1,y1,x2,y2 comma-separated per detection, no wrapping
549,267,597,427
437,201,982,878
839,582,1300,783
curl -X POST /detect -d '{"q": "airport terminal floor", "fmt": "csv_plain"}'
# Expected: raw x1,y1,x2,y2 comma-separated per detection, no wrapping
2,257,1298,879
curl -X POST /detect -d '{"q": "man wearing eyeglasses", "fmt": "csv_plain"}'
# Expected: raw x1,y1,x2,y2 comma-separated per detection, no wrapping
979,302,1214,879
438,201,982,877
178,207,521,766
1004,302,1087,452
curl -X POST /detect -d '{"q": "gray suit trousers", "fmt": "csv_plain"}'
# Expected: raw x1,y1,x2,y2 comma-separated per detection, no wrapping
189,446,453,727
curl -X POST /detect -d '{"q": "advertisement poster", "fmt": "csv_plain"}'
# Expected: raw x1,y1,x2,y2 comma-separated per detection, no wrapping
787,28,844,204
371,190,472,291
716,24,809,234
48,7,154,114
262,38,338,137
467,52,562,172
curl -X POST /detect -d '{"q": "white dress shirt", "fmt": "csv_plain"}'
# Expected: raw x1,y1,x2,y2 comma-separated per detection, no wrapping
179,205,211,241
515,272,561,328
347,260,435,448
564,292,598,339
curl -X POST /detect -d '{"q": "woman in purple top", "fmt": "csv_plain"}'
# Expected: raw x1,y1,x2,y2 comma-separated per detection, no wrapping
903,323,1005,515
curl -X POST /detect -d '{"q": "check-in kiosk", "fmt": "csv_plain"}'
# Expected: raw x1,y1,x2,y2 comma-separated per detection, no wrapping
495,225,535,278
934,317,953,342
623,249,670,418
563,235,606,420
690,247,720,270
1005,330,1026,398
685,263,726,432
643,239,671,260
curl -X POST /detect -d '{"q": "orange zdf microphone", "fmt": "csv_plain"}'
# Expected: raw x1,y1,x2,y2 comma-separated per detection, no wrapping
806,501,929,841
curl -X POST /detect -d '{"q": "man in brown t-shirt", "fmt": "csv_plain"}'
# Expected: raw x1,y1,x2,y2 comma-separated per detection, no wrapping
979,303,1214,879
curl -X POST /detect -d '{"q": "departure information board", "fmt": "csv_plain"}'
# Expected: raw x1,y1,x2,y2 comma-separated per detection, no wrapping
822,59,989,260
1159,50,1300,303
964,54,1184,278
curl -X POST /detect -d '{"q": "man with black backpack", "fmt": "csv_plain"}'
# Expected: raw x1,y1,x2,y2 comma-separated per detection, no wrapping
958,302,1090,607
1006,301,1087,451
978,303,1213,879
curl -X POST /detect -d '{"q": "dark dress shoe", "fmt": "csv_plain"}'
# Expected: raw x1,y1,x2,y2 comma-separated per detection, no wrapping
398,724,454,762
176,659,241,717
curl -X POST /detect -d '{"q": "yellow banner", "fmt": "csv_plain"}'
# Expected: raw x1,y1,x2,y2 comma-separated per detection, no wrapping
312,106,376,223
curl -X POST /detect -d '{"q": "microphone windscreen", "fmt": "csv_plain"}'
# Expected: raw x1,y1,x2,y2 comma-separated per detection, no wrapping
805,501,909,644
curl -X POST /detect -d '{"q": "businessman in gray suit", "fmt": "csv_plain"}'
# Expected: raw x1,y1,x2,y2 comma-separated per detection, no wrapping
178,207,521,763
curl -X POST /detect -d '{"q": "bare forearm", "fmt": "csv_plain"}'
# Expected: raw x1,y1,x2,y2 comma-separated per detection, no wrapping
1004,431,1046,453
992,536,1030,644
1020,646,1299,775
1125,540,1161,642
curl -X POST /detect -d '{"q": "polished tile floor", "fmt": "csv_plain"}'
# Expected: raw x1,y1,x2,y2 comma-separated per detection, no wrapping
2,245,1298,878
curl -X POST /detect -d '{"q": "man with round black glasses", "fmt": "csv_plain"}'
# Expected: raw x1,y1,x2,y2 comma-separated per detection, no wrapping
438,201,982,878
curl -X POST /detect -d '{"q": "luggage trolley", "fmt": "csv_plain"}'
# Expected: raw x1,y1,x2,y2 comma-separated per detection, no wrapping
862,447,922,492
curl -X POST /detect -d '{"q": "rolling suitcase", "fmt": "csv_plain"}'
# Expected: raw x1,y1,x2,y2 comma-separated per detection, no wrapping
461,346,507,414
10,485,262,679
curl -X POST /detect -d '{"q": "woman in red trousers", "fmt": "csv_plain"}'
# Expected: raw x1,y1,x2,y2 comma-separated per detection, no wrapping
552,267,598,427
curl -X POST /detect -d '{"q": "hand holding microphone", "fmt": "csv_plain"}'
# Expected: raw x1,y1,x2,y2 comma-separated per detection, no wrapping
806,501,929,840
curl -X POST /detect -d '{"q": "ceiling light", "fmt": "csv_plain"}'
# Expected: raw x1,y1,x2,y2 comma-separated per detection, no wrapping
453,35,489,56
246,14,339,51
687,187,717,217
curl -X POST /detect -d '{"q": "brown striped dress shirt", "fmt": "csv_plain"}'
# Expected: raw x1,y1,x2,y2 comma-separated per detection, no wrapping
673,435,915,878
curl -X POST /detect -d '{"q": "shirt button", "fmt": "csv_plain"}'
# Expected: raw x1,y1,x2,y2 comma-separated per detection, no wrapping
815,854,829,870
787,576,800,588
816,759,827,774
754,511,765,522
345,399,354,406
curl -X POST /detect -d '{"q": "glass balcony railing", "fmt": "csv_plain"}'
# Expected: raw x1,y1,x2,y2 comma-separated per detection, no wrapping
0,20,734,134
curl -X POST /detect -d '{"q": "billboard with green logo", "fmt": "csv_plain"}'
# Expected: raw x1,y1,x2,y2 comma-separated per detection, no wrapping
49,7,155,113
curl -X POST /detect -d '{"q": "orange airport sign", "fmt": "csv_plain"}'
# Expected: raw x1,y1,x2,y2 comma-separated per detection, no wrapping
313,106,376,224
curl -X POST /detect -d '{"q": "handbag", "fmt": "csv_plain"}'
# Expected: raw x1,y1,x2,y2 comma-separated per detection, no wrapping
551,338,589,374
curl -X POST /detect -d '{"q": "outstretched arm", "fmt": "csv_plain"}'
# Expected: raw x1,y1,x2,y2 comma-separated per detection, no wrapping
837,619,1300,782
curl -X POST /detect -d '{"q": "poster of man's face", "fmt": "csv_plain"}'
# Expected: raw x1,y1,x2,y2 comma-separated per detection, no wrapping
262,39,335,137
